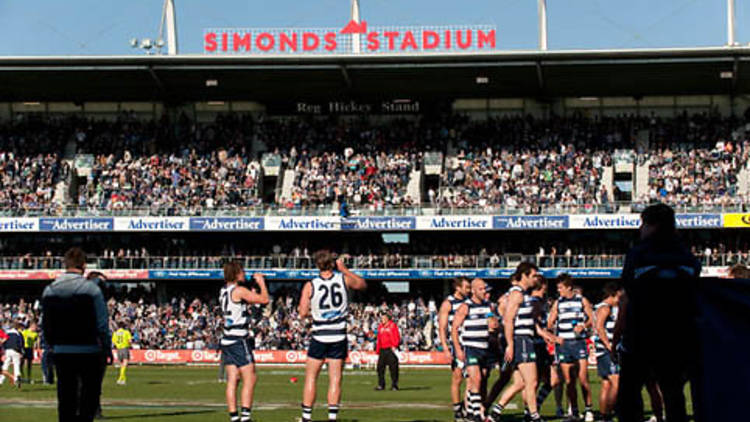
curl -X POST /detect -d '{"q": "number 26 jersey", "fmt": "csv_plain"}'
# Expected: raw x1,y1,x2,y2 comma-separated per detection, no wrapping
310,273,349,344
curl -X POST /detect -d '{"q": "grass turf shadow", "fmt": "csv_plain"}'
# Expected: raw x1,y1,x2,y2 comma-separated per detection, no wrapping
103,410,217,419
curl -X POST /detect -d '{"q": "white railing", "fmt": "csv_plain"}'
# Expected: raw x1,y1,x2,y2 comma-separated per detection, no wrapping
1,253,743,271
0,202,746,217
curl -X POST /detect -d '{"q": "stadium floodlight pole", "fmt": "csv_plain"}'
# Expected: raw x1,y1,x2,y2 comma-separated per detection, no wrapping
538,0,548,51
166,0,178,55
351,0,361,54
727,0,736,46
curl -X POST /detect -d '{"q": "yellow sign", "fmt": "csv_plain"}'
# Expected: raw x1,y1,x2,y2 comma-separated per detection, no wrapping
723,213,750,228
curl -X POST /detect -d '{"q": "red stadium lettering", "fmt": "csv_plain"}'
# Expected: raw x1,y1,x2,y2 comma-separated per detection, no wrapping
367,31,380,50
422,30,439,49
280,32,298,52
233,33,251,52
456,29,472,49
203,25,498,54
221,32,229,51
204,32,218,52
324,32,337,51
383,31,399,50
400,31,418,50
256,33,275,51
477,29,495,49
302,32,319,51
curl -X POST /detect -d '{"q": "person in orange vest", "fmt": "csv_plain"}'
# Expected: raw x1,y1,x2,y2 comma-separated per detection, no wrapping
375,313,401,391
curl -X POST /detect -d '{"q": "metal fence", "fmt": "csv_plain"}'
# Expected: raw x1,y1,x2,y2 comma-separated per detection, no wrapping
0,202,746,217
0,253,741,271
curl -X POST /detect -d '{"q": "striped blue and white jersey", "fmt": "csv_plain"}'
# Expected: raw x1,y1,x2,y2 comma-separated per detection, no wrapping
556,295,586,340
220,284,250,346
310,273,349,344
461,299,491,349
593,302,618,357
445,294,466,346
512,287,537,338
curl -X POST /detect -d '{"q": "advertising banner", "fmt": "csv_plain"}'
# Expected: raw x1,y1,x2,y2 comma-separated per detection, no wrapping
124,349,450,365
0,218,38,232
492,215,569,230
675,214,722,229
0,269,148,280
341,216,416,231
39,218,114,232
416,215,492,230
722,213,750,228
0,213,731,233
115,217,190,232
147,268,624,280
189,217,265,231
265,216,341,231
569,214,641,229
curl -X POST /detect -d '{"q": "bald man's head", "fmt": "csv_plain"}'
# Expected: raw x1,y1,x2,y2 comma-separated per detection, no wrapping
471,278,487,302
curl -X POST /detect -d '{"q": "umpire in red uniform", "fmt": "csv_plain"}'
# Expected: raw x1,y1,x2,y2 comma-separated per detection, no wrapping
375,313,401,390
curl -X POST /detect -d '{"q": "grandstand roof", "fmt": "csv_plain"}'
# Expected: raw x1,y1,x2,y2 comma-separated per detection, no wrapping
2,46,750,102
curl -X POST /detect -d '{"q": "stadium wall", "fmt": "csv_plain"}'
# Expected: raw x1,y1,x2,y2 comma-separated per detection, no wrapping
3,94,747,120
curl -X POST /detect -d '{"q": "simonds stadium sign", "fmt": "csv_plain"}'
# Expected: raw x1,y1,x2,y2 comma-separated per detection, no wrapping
204,21,496,55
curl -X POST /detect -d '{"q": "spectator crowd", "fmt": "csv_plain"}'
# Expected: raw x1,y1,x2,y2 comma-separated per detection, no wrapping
0,293,439,353
0,112,749,215
77,150,262,214
438,145,610,213
285,150,416,209
642,145,748,208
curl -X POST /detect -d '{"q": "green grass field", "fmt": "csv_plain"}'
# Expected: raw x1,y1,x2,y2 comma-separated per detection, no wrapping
0,365,671,421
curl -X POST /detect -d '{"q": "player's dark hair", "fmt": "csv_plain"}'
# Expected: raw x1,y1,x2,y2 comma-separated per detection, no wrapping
452,277,469,291
64,247,86,270
514,261,538,279
728,264,750,279
223,261,243,283
314,249,336,272
532,275,546,292
556,273,574,288
641,203,676,239
86,271,101,279
602,282,620,299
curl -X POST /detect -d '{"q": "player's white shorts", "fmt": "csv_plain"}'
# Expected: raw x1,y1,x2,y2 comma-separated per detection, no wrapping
2,349,21,378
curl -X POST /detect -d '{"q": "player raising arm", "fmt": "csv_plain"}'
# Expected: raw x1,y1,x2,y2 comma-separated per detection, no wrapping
220,261,269,422
299,251,366,422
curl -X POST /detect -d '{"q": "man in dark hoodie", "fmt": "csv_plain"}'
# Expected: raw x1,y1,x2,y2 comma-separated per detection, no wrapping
614,204,701,422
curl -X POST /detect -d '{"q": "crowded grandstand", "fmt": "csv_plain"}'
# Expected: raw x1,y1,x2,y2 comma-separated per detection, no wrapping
0,112,748,216
1,7,749,419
